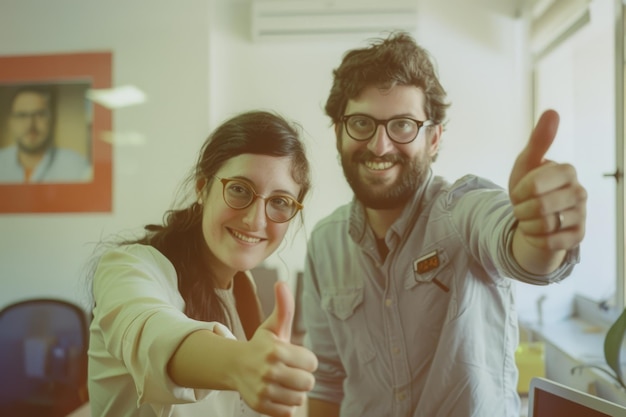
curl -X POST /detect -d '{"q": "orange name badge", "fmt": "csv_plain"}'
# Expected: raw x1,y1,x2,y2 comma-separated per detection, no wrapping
414,250,440,274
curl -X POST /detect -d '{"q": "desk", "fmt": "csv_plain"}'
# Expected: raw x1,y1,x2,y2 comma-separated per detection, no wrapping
527,317,626,406
65,402,90,417
65,403,307,417
63,401,304,416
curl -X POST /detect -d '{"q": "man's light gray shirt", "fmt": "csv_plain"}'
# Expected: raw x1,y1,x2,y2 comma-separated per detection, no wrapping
303,173,579,417
0,145,92,183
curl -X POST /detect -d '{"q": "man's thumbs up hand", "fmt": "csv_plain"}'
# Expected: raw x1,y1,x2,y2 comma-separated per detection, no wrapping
508,110,587,271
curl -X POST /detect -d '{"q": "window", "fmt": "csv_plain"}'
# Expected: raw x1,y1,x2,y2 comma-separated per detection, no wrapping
524,0,624,323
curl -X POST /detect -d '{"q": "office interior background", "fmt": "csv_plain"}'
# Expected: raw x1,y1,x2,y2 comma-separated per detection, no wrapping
1,0,624,406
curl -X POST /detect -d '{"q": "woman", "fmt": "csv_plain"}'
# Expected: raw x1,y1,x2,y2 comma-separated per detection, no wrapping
88,111,318,417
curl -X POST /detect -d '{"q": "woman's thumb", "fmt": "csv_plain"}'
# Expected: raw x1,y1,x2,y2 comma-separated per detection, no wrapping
259,281,294,341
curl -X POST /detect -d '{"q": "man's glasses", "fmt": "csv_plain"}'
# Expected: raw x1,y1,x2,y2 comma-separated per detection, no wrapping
12,109,50,122
341,114,433,144
216,176,303,223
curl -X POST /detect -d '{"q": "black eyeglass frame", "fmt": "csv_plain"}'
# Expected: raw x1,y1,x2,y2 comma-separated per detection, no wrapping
215,176,303,223
341,114,434,144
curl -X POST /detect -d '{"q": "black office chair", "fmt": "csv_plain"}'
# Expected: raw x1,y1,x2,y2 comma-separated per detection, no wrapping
0,298,89,417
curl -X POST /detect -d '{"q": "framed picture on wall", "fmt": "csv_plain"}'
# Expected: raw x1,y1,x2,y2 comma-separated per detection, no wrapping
0,52,112,213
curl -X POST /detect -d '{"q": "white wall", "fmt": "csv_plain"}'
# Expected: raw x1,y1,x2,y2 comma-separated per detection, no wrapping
0,0,531,312
0,0,211,310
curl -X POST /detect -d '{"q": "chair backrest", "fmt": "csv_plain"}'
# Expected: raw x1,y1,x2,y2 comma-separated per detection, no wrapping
292,271,305,337
251,266,279,318
0,298,89,416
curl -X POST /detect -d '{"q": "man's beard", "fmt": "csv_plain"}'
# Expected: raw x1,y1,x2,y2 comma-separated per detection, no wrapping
17,131,52,155
341,149,431,210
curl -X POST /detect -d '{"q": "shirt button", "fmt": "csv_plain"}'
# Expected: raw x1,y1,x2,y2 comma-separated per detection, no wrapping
392,346,400,354
396,391,406,401
385,298,392,307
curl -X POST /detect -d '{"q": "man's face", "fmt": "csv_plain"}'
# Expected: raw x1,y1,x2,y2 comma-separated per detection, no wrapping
9,91,53,155
337,84,441,210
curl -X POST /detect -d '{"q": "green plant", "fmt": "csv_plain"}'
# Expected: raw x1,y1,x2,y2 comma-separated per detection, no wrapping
572,307,626,390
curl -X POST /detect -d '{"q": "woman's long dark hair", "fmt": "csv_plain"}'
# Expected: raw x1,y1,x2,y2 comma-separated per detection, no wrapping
122,111,310,326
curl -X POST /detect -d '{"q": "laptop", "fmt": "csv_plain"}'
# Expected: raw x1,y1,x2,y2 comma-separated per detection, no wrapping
528,377,626,416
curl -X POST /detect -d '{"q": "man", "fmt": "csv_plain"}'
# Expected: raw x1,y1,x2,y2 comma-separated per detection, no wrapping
0,85,91,183
302,32,587,416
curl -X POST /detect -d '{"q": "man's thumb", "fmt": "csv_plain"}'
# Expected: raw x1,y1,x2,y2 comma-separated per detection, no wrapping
260,281,294,341
521,109,560,168
509,109,560,192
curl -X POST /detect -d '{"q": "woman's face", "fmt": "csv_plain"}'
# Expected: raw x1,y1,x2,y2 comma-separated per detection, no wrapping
199,153,301,286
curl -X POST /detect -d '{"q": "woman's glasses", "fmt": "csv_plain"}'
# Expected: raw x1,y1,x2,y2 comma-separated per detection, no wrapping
216,176,302,223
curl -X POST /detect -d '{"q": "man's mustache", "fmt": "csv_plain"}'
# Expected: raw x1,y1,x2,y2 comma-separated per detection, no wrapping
354,150,406,165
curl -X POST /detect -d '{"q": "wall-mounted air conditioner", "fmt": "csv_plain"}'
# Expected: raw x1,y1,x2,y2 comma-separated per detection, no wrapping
250,0,418,42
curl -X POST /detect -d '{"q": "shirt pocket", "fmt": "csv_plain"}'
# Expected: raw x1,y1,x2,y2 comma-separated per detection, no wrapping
321,287,362,320
405,247,457,324
405,247,451,289
321,287,376,363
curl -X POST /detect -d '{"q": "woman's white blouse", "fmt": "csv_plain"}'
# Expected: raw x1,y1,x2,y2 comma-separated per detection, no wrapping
88,244,263,417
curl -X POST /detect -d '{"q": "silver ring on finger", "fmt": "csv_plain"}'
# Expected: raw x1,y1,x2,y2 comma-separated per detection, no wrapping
555,211,564,232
